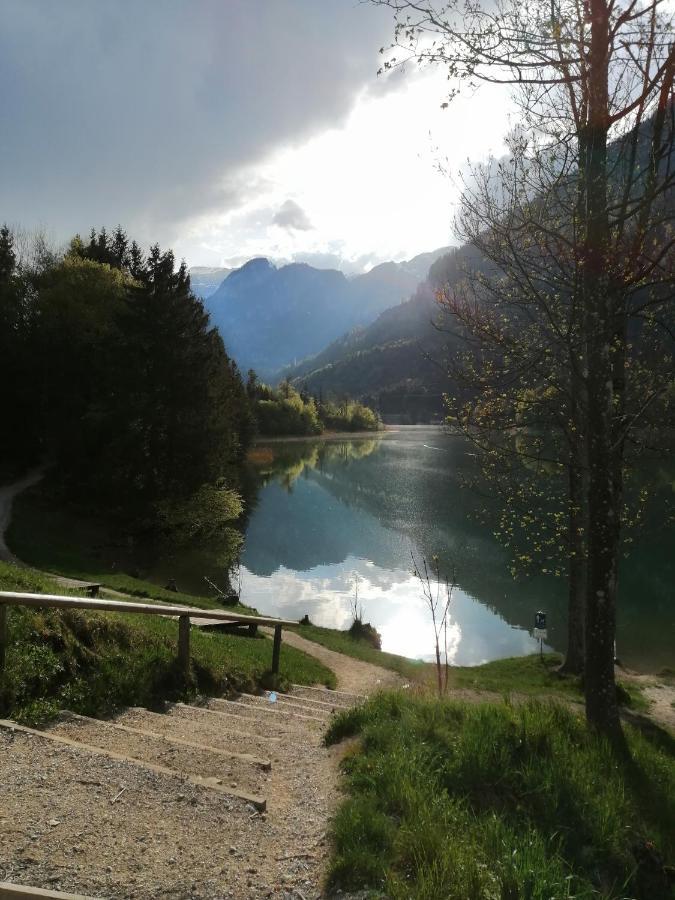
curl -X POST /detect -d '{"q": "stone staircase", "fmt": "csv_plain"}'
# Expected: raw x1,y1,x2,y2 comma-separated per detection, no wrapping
0,685,365,900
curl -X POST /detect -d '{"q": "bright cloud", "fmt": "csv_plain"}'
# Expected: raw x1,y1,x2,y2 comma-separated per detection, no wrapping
176,70,515,271
2,1,516,273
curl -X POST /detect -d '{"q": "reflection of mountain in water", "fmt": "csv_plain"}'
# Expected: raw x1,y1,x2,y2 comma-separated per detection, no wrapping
243,431,675,669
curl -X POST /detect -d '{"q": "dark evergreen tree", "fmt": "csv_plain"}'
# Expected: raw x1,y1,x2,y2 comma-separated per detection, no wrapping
88,243,253,512
0,225,41,466
246,369,259,400
0,225,15,281
110,225,129,270
128,241,144,280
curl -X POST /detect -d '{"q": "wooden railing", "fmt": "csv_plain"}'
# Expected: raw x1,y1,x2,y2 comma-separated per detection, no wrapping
0,591,296,678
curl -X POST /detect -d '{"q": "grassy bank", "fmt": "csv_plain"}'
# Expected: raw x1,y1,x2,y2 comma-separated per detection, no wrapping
0,561,335,726
325,692,675,899
293,624,648,710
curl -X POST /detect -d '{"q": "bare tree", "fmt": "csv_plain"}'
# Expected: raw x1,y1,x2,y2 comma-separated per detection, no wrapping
374,0,675,738
349,570,363,624
411,552,457,694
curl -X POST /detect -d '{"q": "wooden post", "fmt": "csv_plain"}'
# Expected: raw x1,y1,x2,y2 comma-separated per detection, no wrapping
272,624,282,676
0,604,7,674
178,615,190,678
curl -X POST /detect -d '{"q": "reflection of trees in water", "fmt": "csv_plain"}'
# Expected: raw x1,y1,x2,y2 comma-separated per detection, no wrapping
250,439,380,491
306,445,568,635
247,436,560,640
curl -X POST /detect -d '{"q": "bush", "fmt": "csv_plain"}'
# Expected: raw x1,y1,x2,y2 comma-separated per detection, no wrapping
348,619,382,649
320,400,380,432
254,382,322,436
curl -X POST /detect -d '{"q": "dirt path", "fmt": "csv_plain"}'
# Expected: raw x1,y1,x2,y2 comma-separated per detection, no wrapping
619,670,675,733
269,628,405,694
0,469,43,563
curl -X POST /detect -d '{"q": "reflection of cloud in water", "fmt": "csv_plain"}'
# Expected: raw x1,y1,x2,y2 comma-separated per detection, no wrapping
240,555,543,666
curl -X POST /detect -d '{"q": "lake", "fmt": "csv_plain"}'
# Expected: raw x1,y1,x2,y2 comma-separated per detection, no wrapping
233,427,674,672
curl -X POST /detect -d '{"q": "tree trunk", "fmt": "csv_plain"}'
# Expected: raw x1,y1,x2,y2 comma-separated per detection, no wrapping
560,443,586,675
560,117,589,679
581,0,623,739
583,0,622,739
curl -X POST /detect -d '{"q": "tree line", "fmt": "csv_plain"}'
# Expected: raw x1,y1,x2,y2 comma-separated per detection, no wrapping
246,372,380,436
0,225,380,542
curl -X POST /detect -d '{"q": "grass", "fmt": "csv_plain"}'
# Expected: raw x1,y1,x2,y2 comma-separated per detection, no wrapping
7,485,260,613
325,692,675,899
0,561,335,726
293,624,647,711
450,653,649,711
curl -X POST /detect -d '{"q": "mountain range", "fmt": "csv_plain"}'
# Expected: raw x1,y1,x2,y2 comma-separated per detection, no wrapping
191,248,451,377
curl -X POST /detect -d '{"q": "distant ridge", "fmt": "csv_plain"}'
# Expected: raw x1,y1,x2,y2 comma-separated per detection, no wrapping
198,247,453,377
282,245,488,420
189,266,231,299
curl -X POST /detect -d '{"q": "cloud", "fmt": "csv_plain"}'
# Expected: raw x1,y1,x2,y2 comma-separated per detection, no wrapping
272,199,313,232
0,0,398,251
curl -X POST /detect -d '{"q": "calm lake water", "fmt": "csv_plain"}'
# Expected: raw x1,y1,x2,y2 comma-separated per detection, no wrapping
231,428,674,672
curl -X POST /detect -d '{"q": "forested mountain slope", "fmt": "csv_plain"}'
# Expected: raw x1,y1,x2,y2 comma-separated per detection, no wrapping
284,245,488,418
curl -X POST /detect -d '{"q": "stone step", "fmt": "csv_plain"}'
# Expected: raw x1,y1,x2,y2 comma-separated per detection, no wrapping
0,727,276,899
238,692,334,717
194,701,321,739
289,684,365,706
212,695,327,723
47,712,269,797
0,883,98,899
116,706,281,760
78,711,272,769
0,719,267,811
275,692,346,713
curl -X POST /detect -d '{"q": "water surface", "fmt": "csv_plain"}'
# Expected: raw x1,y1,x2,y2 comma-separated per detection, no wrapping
237,428,674,671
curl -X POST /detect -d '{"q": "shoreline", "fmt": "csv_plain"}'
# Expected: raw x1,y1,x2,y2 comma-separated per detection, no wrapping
252,429,390,444
252,424,446,444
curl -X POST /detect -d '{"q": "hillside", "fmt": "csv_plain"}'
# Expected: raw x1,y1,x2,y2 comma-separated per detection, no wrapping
284,244,489,419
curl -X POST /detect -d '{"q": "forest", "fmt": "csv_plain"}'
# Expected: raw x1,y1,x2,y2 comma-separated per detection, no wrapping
0,225,379,546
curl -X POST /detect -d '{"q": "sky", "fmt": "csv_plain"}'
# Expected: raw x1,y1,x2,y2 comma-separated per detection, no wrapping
1,0,515,273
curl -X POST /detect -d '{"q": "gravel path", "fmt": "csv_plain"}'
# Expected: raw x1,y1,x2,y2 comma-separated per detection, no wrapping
619,670,675,733
0,469,43,563
269,628,405,694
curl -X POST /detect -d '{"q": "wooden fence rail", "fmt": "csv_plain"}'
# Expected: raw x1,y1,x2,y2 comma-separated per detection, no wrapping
0,591,295,678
